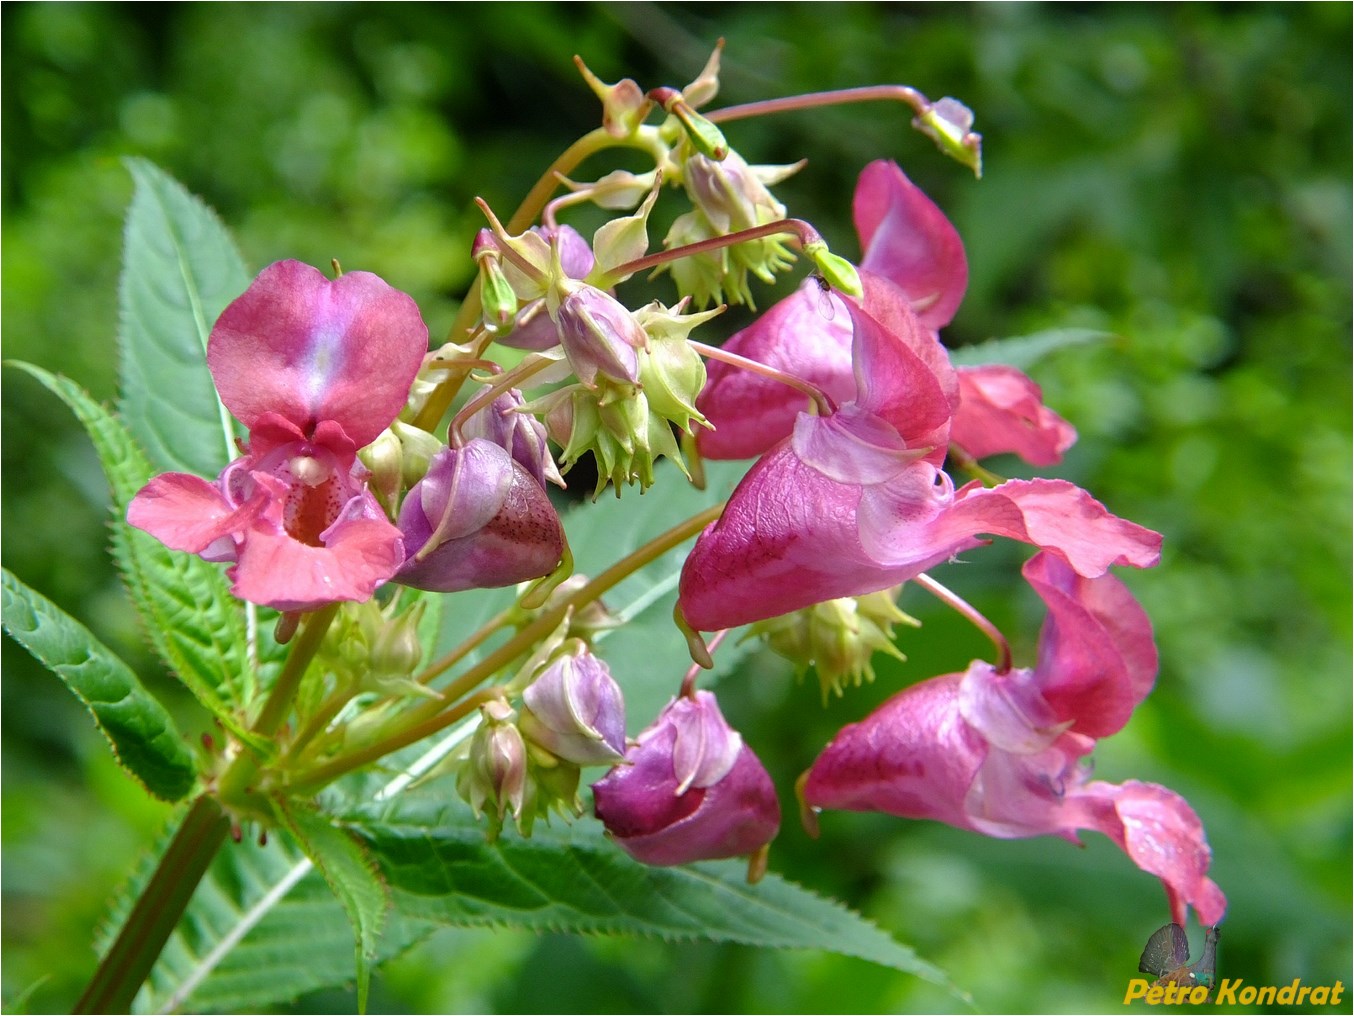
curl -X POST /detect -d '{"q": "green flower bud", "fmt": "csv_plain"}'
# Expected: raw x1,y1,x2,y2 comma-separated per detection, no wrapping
457,699,530,840
750,588,920,704
390,419,444,488
803,243,863,299
478,254,519,329
913,97,983,178
358,428,403,516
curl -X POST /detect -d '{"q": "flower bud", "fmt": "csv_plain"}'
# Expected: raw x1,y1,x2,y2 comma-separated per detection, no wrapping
520,644,627,765
358,428,403,515
478,254,519,330
461,388,565,490
390,419,444,488
553,284,646,387
913,97,983,178
751,588,919,703
574,56,653,138
457,699,530,838
684,150,783,233
394,439,564,593
591,691,780,866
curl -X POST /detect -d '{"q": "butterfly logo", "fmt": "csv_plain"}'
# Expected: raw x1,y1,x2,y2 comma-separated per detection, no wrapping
1138,923,1221,995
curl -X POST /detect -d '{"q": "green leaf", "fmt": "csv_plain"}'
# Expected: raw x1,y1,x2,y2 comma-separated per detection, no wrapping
118,157,251,478
949,327,1113,371
1,568,196,801
276,802,390,1011
349,791,959,994
10,363,253,732
112,828,431,1014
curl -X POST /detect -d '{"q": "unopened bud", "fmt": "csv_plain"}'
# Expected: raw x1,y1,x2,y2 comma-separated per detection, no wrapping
390,419,444,488
804,243,863,299
574,56,653,138
520,645,627,765
458,700,529,838
478,255,519,329
358,428,403,514
914,97,983,178
553,284,646,387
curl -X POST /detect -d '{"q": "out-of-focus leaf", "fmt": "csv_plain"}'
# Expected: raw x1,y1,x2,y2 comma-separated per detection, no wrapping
118,158,250,478
949,328,1113,370
1,567,196,801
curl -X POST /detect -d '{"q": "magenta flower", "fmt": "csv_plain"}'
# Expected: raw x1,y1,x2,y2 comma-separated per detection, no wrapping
803,553,1226,927
393,439,564,594
696,160,1073,467
127,260,428,611
677,289,1160,631
592,691,780,866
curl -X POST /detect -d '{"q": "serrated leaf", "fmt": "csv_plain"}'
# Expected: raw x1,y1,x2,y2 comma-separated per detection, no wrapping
118,157,250,478
348,790,958,993
276,801,389,1010
115,829,431,1014
949,327,1113,370
1,568,196,801
10,363,252,731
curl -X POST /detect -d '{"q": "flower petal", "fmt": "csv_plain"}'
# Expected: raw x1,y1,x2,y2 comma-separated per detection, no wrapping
854,160,968,329
803,673,984,830
859,477,1162,578
1069,780,1228,927
951,365,1077,466
1025,552,1158,738
208,260,428,446
127,472,265,556
695,281,855,461
229,491,405,611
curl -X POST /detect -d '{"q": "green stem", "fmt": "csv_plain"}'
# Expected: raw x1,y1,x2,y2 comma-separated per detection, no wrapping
73,796,230,1015
290,502,725,793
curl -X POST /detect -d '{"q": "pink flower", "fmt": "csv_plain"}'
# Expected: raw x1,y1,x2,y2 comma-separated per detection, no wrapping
802,553,1226,927
127,260,428,611
696,160,1073,466
677,288,1160,631
592,691,780,866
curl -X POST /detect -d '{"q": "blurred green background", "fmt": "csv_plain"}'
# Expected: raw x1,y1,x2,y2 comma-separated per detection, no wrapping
3,3,1349,1013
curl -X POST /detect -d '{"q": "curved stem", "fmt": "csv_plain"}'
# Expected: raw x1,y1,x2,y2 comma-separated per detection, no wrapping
913,573,1012,673
417,607,515,687
680,629,727,697
73,796,230,1015
948,445,1006,488
706,85,931,125
689,339,836,416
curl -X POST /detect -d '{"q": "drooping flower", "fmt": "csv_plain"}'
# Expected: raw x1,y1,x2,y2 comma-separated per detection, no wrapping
677,286,1160,631
126,260,428,611
696,160,1073,466
592,691,780,866
393,438,564,594
802,553,1226,927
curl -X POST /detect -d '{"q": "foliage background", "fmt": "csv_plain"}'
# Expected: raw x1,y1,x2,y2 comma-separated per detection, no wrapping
2,3,1349,1012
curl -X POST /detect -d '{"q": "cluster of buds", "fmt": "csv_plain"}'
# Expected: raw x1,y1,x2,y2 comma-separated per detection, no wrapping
456,642,627,838
749,588,919,703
